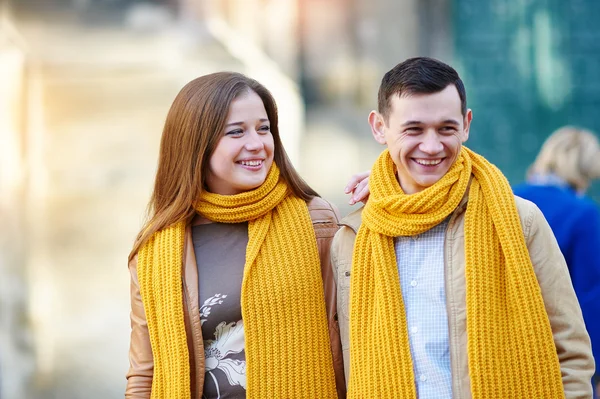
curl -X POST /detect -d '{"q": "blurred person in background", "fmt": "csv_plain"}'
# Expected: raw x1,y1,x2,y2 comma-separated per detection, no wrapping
332,57,595,398
125,72,368,399
513,126,600,397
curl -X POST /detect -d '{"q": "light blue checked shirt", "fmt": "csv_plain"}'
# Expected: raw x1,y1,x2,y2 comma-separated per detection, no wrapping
394,218,452,399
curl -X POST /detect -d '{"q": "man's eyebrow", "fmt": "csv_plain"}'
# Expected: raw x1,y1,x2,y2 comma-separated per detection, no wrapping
441,119,460,125
401,120,423,127
401,119,461,127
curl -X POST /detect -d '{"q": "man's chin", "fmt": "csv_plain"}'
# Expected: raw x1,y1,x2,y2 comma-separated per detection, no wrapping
416,176,445,189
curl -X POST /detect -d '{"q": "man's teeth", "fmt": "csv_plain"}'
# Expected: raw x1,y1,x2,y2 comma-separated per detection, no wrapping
240,160,262,166
415,159,442,166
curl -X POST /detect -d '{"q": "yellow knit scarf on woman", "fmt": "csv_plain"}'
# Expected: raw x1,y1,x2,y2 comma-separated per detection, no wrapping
348,148,564,398
137,164,337,399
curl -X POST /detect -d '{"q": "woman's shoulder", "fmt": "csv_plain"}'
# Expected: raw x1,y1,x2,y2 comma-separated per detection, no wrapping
306,196,341,225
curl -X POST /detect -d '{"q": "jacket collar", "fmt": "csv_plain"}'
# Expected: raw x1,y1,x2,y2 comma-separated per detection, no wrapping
340,176,473,234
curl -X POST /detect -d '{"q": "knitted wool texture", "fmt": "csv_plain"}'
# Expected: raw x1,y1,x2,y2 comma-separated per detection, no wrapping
348,148,564,398
137,164,337,399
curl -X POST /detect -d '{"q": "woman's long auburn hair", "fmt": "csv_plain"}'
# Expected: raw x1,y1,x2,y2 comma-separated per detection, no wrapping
129,72,318,260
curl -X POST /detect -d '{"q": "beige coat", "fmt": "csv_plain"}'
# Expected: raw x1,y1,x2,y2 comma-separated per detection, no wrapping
331,194,595,398
126,197,346,398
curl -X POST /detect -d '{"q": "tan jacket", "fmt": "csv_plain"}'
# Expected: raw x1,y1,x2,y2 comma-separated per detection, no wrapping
126,197,347,398
331,195,595,398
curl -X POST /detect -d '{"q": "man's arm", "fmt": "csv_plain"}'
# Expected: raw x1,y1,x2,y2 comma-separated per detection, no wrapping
526,203,595,398
330,220,360,387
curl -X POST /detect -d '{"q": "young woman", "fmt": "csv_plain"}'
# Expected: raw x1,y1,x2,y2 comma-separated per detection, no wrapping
125,72,362,399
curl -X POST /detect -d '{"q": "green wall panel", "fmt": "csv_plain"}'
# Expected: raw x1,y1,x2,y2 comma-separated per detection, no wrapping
453,0,600,197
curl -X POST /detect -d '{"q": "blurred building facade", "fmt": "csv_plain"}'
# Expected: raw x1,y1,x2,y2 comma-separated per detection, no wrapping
1,0,599,398
0,9,35,399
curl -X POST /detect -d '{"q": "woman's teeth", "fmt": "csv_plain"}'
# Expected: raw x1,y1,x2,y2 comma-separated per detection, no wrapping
239,160,262,166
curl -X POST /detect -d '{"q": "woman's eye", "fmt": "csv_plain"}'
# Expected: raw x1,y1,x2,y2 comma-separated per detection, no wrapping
258,125,271,134
226,129,244,136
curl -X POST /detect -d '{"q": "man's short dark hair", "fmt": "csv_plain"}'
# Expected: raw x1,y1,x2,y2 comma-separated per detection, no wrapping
378,57,467,120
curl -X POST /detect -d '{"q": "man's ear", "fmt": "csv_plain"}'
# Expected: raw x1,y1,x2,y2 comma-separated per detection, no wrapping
369,111,387,145
462,109,473,143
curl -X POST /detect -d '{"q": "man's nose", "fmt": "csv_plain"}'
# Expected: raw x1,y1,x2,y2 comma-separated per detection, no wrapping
420,130,444,154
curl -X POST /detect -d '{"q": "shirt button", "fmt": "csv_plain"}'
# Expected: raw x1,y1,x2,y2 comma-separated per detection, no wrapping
410,326,418,334
410,280,418,287
420,375,427,382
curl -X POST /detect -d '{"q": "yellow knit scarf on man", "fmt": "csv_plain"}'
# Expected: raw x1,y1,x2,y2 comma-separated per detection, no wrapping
348,148,564,398
137,164,337,399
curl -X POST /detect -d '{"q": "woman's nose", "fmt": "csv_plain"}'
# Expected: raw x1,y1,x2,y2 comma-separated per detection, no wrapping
244,130,264,151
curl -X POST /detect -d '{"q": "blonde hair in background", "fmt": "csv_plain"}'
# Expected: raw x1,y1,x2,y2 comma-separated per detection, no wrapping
528,126,600,192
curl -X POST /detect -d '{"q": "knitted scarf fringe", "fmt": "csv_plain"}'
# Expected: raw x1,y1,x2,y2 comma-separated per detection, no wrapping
348,148,564,398
137,164,337,399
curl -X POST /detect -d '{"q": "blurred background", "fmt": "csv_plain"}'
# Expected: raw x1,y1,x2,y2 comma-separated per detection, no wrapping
1,0,599,398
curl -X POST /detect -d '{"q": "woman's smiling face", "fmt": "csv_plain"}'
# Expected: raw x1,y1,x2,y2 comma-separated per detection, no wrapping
205,90,275,195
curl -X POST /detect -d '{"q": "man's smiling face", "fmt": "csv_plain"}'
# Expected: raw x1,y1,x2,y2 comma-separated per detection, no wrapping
370,84,472,194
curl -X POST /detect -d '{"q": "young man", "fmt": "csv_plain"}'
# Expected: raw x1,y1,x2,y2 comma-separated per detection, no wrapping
332,57,595,398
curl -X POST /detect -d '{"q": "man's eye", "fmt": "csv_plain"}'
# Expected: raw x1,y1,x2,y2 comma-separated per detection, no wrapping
226,129,243,136
440,126,457,133
405,127,421,134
